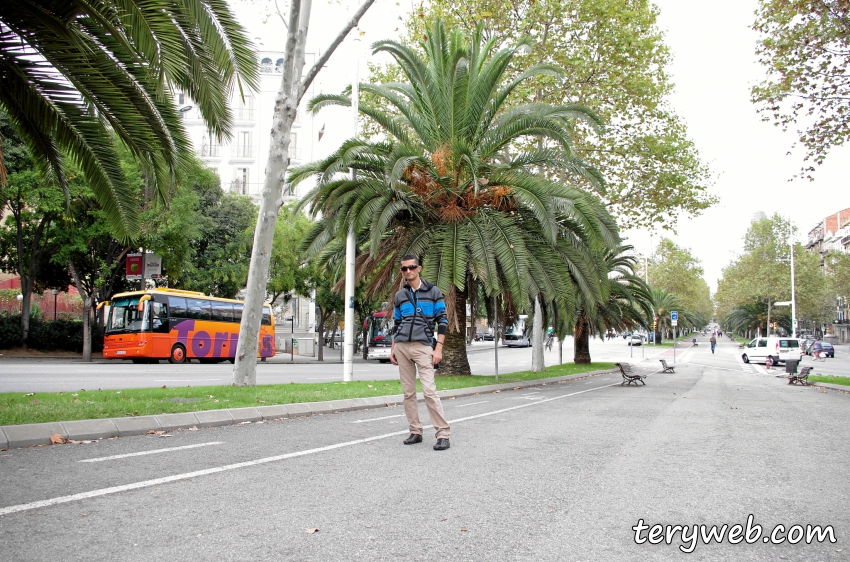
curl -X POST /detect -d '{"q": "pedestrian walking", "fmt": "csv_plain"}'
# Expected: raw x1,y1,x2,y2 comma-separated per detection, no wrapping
390,255,451,451
709,334,716,354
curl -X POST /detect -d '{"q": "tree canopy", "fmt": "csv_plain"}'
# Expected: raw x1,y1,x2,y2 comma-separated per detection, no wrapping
752,0,850,178
376,0,716,229
0,0,258,241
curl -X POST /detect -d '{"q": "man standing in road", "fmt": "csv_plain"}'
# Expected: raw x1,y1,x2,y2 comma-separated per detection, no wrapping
390,255,451,451
710,334,717,354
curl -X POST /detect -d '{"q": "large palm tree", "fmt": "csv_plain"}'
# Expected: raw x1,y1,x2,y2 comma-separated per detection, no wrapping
291,21,620,375
569,246,652,363
0,0,258,241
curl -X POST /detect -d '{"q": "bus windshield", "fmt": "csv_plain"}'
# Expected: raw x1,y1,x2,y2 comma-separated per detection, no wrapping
368,314,392,345
107,296,147,333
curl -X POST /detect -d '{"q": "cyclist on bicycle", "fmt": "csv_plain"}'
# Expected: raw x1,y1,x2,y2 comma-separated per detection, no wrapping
811,339,824,360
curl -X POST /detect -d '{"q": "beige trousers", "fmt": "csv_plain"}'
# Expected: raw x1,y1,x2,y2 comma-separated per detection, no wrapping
394,341,451,439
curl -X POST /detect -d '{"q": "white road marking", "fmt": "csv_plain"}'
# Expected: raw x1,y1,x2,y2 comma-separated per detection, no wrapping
79,442,224,463
753,365,768,375
0,381,621,517
453,401,489,407
153,379,222,382
352,414,406,423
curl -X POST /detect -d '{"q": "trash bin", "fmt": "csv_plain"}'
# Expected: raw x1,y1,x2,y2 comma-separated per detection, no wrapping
785,359,799,374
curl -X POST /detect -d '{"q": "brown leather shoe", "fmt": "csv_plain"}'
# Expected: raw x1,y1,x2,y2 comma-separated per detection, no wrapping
403,434,423,445
433,438,450,451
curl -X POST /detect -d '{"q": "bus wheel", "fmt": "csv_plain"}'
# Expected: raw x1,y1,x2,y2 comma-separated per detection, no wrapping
169,344,187,364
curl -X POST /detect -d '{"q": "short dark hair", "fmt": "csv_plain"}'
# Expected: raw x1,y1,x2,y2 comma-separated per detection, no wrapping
399,254,420,266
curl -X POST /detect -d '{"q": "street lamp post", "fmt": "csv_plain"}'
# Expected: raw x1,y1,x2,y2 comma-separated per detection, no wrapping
51,289,59,321
16,293,23,314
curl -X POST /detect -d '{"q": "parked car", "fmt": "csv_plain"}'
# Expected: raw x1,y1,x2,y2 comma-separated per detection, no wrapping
473,333,495,342
627,335,643,346
741,337,802,365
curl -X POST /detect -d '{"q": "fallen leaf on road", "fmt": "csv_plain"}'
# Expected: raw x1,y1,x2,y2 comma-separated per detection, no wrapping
237,421,252,425
31,399,40,404
460,528,468,532
148,430,166,435
50,433,65,444
512,387,521,390
493,390,501,394
439,518,448,522
188,426,199,431
162,385,167,389
159,434,173,438
304,528,320,534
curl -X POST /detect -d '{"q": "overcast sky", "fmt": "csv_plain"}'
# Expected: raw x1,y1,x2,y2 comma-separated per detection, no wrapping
233,0,849,292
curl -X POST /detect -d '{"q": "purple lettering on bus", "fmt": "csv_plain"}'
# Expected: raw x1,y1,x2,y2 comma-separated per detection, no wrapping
213,332,229,357
172,320,195,346
191,331,211,358
228,332,238,357
261,334,274,356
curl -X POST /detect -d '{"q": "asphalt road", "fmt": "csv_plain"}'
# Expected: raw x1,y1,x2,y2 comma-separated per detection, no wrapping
1,335,847,560
0,335,672,393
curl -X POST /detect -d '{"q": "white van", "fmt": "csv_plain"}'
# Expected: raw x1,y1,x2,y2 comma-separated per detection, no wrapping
741,337,802,365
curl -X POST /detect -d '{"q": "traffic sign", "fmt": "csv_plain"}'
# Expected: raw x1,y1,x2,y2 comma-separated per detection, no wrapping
671,310,678,327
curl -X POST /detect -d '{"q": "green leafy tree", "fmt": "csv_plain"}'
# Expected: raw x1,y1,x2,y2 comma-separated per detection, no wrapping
752,0,850,178
268,204,314,305
0,112,68,347
647,288,700,344
174,186,257,299
0,0,258,241
648,238,714,322
375,0,715,229
293,21,620,375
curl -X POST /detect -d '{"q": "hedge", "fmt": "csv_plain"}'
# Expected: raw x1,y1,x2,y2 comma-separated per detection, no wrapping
0,314,104,352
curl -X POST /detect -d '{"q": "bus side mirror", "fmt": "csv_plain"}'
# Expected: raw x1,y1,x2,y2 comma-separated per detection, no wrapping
137,295,151,312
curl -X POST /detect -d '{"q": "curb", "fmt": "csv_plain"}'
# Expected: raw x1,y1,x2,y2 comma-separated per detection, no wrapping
809,382,850,394
0,368,618,450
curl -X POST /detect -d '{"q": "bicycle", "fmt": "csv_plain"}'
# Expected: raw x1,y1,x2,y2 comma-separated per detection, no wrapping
545,333,556,351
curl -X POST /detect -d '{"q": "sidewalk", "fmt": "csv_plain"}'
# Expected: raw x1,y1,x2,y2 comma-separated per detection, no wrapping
0,366,620,450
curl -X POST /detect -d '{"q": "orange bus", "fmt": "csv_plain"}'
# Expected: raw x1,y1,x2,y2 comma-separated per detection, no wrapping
101,288,275,363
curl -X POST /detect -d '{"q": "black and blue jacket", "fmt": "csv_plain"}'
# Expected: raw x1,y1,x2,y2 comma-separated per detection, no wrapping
392,279,448,345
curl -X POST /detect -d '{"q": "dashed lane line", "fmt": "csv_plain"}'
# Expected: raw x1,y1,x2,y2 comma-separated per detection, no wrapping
79,442,224,463
352,414,406,423
0,381,623,517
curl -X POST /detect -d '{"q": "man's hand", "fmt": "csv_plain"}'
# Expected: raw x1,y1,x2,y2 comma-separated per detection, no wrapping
432,346,442,366
390,349,398,365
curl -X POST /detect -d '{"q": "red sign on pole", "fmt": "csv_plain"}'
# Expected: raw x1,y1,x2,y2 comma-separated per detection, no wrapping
126,254,143,280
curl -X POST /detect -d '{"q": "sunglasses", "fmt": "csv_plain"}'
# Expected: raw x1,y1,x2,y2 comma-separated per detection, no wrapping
399,265,419,272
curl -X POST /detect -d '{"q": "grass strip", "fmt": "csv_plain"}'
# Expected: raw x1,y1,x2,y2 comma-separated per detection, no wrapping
808,375,850,387
0,362,615,426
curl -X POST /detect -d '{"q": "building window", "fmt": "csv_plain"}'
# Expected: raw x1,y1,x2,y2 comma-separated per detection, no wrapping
178,92,185,105
260,57,273,73
232,167,249,194
238,95,254,121
275,58,284,73
237,131,253,158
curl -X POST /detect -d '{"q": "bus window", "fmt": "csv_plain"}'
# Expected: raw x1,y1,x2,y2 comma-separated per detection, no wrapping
169,297,188,318
150,301,169,333
212,301,233,322
262,306,271,326
188,298,212,320
106,296,144,333
233,303,243,323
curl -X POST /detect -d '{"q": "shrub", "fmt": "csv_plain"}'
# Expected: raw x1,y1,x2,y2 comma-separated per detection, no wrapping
0,315,103,352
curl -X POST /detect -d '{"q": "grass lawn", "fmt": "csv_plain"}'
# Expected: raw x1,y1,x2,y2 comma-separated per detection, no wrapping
808,375,850,387
0,362,616,426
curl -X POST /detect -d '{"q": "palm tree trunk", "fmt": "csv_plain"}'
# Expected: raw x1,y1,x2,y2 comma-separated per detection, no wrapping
574,311,592,364
655,327,662,345
440,289,471,375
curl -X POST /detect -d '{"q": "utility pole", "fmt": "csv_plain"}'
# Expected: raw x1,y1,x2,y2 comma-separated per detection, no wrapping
789,219,797,337
342,41,360,382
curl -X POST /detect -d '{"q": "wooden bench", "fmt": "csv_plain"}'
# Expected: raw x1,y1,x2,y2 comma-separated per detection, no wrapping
659,359,675,373
616,362,646,386
788,366,813,386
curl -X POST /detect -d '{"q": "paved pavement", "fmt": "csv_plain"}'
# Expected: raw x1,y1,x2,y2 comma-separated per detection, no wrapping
0,334,848,560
